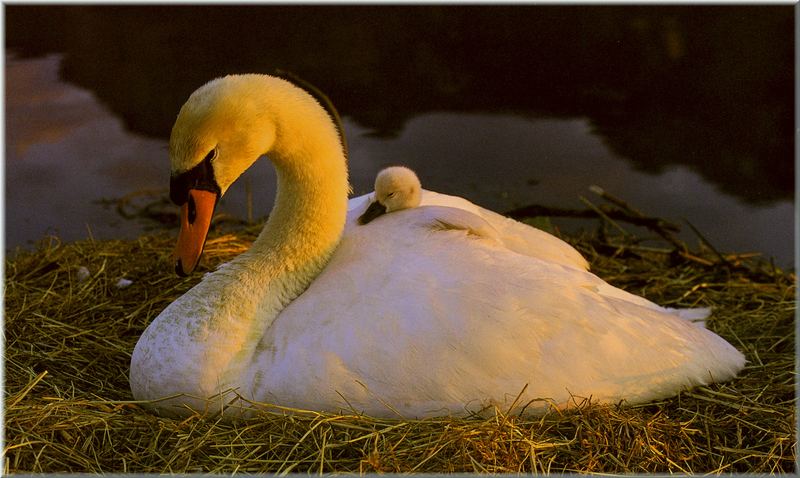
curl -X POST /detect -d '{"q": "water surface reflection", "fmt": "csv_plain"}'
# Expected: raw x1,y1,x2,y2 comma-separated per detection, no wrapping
6,53,165,248
5,53,792,266
4,5,794,266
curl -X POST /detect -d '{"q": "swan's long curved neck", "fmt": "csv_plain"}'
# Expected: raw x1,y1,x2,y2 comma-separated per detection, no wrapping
130,79,349,405
197,110,349,394
227,144,350,314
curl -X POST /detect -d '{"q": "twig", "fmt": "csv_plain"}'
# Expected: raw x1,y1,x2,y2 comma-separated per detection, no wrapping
589,185,686,252
589,185,647,218
245,177,254,224
678,251,715,267
8,371,48,409
684,219,731,267
503,205,678,232
579,196,631,236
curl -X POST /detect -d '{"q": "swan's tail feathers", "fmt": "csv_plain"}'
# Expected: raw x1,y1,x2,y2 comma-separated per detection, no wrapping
704,333,748,384
665,306,712,327
593,282,711,327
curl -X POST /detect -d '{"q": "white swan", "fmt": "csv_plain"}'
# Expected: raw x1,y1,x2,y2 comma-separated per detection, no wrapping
130,74,745,419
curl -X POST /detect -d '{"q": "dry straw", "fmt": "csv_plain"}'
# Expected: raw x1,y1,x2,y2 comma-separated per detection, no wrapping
4,216,795,473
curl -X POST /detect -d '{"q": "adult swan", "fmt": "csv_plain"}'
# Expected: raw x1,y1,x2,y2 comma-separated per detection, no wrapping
130,74,745,419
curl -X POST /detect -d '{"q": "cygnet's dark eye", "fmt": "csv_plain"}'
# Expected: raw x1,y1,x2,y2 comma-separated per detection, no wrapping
387,192,396,198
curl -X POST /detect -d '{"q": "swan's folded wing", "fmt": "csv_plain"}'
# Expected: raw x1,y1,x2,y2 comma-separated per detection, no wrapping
418,190,590,270
410,206,503,244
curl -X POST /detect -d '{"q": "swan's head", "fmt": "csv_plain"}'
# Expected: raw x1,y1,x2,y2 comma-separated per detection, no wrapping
169,75,281,197
168,74,346,276
358,166,422,225
168,75,285,276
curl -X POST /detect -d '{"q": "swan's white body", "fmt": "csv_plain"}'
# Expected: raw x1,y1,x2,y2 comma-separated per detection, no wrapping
130,74,745,419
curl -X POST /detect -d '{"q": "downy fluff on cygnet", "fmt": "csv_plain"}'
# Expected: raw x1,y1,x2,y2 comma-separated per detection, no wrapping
358,166,422,224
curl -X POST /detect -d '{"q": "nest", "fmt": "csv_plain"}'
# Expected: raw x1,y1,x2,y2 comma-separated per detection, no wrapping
4,219,795,473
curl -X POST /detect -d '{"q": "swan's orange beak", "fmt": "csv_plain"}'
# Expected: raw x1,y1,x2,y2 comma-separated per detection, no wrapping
174,189,218,276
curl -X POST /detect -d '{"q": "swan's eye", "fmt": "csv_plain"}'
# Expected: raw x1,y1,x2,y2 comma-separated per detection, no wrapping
169,150,221,206
387,192,396,198
187,194,197,224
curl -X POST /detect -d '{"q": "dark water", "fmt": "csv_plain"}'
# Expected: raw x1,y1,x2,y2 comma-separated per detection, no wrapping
4,5,794,267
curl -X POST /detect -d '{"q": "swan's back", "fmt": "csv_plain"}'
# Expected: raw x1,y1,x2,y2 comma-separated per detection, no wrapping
249,206,745,417
349,189,589,270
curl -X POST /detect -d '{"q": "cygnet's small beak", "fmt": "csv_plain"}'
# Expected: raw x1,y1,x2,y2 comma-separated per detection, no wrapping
174,189,218,276
357,200,387,225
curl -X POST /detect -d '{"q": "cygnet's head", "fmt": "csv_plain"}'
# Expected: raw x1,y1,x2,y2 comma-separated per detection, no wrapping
357,166,422,225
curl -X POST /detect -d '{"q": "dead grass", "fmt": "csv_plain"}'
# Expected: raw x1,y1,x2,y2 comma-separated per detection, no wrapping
4,224,796,473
